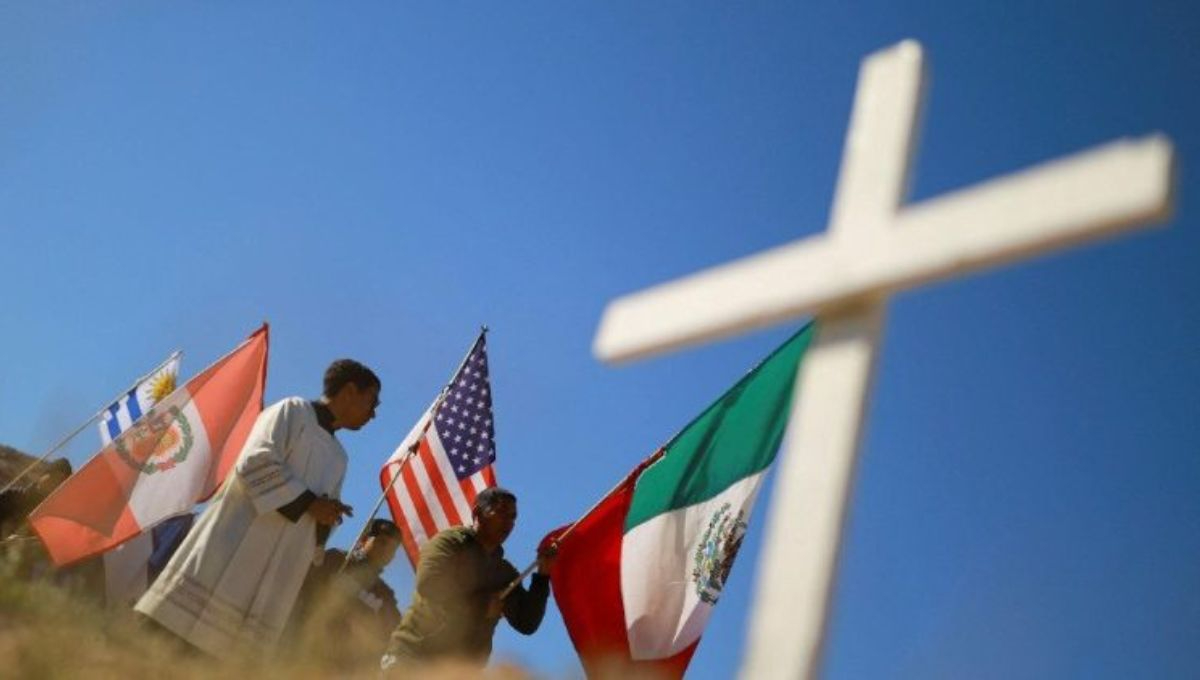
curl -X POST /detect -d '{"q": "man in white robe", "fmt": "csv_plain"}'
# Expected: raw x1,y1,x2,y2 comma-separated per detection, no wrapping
135,359,381,657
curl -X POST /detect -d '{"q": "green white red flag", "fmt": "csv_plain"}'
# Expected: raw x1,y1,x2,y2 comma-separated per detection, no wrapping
546,324,814,677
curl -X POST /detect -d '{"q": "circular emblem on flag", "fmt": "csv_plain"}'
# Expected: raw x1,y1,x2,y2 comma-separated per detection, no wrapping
147,369,177,403
691,502,749,605
114,405,194,475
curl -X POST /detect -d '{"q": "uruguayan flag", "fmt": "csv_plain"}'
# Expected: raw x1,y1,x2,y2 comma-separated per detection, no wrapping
97,351,185,608
98,353,182,446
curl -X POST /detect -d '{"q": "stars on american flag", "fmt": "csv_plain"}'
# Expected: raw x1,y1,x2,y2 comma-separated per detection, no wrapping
434,340,496,480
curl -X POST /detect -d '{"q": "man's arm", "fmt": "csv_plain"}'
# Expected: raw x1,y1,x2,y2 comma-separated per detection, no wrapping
276,490,316,521
236,401,352,532
237,400,314,514
278,492,350,545
500,565,550,635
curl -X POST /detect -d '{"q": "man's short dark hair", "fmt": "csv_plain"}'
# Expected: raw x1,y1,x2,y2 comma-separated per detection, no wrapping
367,518,400,539
473,486,517,517
323,359,381,398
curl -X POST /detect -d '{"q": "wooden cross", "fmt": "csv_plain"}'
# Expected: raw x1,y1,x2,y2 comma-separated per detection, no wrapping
592,40,1174,680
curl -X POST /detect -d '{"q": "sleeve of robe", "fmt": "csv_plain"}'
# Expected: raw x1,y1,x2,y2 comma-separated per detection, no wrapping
500,562,550,635
276,490,316,522
235,399,315,515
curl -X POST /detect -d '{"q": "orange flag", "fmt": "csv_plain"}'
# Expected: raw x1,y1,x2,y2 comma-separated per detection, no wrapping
30,325,269,567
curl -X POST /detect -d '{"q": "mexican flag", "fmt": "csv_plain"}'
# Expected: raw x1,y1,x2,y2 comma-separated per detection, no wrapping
548,324,813,678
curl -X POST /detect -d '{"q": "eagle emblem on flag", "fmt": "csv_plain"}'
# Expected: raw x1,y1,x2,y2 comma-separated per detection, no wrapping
114,405,195,475
691,502,748,605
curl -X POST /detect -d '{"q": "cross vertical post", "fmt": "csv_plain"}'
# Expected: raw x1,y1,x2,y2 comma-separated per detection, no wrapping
740,41,925,679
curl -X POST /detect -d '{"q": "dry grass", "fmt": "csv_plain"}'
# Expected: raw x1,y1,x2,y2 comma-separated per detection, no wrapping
0,556,533,680
0,550,674,680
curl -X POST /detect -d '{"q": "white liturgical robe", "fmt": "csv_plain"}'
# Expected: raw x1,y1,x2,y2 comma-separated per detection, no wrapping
135,397,348,656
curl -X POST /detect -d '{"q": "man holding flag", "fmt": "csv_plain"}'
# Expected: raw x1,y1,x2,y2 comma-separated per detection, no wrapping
135,357,381,657
382,486,557,672
372,330,558,672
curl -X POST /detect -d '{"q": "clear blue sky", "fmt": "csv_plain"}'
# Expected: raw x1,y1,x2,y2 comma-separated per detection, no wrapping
2,2,1198,678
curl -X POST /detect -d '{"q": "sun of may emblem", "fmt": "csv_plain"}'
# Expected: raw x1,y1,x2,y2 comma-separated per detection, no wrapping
114,405,194,475
147,369,177,403
691,502,749,605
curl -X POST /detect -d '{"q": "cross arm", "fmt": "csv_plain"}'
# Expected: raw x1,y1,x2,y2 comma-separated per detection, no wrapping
593,135,1174,363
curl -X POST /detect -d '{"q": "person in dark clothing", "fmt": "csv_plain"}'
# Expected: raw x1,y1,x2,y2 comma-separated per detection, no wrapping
0,459,73,580
291,518,403,666
0,458,72,539
381,487,557,671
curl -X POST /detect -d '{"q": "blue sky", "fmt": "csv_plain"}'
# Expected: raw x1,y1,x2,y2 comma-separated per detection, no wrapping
2,2,1198,678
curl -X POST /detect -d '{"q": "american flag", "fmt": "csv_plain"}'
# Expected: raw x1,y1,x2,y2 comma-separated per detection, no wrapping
380,333,498,567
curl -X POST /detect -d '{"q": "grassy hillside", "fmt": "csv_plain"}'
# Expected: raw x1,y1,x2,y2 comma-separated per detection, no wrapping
0,562,534,679
0,447,542,678
0,444,42,487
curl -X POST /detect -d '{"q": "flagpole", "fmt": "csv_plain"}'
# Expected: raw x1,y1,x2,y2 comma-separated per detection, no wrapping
24,325,266,568
500,448,666,598
19,325,263,504
499,325,816,597
499,354,727,597
340,326,488,572
0,350,183,495
339,385,450,566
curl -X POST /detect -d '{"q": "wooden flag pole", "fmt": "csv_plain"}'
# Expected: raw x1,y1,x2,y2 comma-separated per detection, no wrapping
0,350,183,495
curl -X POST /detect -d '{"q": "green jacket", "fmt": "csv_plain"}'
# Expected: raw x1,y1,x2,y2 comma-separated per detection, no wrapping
387,526,549,663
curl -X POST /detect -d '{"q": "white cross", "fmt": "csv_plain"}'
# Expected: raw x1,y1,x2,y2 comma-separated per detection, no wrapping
592,40,1174,680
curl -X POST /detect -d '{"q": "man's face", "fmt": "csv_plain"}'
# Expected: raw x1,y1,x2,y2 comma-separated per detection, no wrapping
364,533,400,567
342,383,380,430
476,498,517,547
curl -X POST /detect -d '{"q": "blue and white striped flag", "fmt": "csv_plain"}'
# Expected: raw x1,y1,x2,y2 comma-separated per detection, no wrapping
96,351,186,608
98,353,182,445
